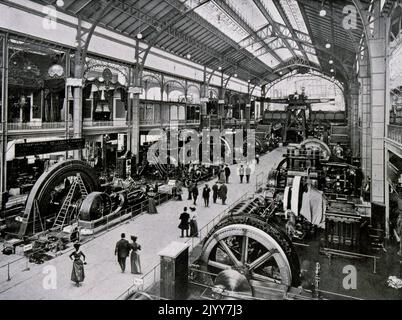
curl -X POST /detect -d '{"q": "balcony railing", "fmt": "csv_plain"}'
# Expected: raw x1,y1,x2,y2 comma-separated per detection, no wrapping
1,119,201,133
388,124,402,144
139,119,200,126
7,122,68,131
83,120,128,128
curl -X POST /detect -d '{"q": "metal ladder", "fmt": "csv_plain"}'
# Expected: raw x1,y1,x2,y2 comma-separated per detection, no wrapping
32,200,45,234
76,173,88,198
52,174,87,230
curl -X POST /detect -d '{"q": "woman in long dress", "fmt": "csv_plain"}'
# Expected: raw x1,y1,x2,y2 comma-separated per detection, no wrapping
130,236,142,274
148,192,158,214
69,243,86,287
189,207,198,237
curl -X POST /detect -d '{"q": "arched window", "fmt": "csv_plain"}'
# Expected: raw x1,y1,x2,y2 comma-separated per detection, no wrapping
390,6,402,44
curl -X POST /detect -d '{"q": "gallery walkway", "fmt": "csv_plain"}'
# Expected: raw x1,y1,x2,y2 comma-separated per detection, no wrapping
0,149,285,300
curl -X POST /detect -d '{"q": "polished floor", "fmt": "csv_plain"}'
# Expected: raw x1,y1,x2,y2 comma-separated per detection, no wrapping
0,149,285,300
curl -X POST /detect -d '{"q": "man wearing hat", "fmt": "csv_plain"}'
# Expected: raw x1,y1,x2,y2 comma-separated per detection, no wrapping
179,207,190,238
203,184,211,207
115,233,131,273
219,183,228,205
212,182,219,204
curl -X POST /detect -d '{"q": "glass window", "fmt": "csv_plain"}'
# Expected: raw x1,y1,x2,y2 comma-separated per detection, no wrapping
8,38,67,123
0,36,3,123
187,84,201,104
164,79,185,103
115,99,126,119
154,104,161,123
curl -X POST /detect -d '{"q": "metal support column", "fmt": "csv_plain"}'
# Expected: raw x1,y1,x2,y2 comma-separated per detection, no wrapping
73,20,83,160
218,71,225,129
200,66,208,128
127,67,133,153
246,82,252,130
130,39,141,164
1,34,8,194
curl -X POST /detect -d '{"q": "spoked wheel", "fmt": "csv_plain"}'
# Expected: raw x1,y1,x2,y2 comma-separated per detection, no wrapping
201,224,292,286
199,216,300,292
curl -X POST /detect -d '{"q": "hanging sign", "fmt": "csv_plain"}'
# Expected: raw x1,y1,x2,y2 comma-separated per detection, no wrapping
128,87,143,94
15,139,85,157
66,78,83,87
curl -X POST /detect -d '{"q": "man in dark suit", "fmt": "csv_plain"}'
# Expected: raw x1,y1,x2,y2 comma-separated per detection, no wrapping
202,184,211,207
115,233,131,273
179,207,190,238
245,165,252,184
219,183,228,205
187,180,194,200
224,165,231,184
212,182,219,204
192,183,199,206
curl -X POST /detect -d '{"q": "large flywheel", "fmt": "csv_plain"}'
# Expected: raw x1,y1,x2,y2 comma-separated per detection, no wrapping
199,215,300,291
18,160,100,237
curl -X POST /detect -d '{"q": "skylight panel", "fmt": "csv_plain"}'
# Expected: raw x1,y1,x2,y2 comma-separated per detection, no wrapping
275,48,293,61
307,54,320,66
279,0,309,34
195,1,249,43
260,0,285,25
258,52,280,68
222,0,268,31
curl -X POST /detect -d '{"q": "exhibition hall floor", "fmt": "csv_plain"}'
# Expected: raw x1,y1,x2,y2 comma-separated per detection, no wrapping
0,149,285,300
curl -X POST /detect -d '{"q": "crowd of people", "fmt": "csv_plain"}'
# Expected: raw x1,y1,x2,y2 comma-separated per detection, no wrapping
69,159,260,288
176,161,258,238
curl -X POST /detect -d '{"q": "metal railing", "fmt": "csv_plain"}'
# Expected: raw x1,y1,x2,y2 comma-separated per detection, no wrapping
1,119,202,132
388,124,402,144
115,192,253,300
0,193,173,284
7,122,67,131
139,119,200,126
83,121,128,128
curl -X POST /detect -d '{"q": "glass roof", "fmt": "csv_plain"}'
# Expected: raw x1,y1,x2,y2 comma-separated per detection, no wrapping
275,48,293,61
267,73,345,111
258,52,281,68
195,2,248,43
219,0,268,32
186,0,321,70
279,0,309,34
307,53,320,66
260,0,285,24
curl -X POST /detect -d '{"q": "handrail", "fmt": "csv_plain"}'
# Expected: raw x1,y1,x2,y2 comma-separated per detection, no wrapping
0,193,173,282
83,121,128,128
7,122,67,131
115,192,252,300
388,124,402,144
139,120,200,126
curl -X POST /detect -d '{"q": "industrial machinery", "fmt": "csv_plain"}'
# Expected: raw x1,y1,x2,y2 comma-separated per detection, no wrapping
17,160,100,237
264,138,379,260
1,160,150,239
140,128,259,182
193,195,301,297
266,139,362,198
187,194,333,300
264,89,335,144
